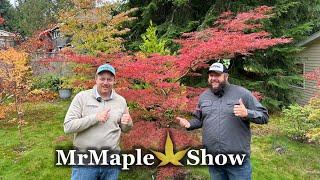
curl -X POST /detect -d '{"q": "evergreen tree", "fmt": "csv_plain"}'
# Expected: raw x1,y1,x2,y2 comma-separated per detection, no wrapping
0,0,15,31
139,21,170,55
9,0,72,36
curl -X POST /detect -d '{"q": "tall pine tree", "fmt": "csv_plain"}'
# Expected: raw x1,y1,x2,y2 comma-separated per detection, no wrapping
0,0,15,31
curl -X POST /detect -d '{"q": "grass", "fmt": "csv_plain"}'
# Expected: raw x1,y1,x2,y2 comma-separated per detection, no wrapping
0,100,319,179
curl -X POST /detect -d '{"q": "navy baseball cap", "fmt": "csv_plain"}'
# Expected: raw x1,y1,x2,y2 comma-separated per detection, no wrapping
96,64,116,76
208,62,228,74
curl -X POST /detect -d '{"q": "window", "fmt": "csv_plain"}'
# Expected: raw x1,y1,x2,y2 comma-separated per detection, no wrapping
292,60,305,88
52,30,60,39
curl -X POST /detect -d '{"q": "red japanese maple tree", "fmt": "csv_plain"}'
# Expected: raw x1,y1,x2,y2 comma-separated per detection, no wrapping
115,5,291,149
45,6,291,178
52,4,292,151
112,6,291,178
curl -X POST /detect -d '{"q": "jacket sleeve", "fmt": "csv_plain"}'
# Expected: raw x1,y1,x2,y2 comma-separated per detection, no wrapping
245,93,269,124
187,103,203,130
64,93,99,134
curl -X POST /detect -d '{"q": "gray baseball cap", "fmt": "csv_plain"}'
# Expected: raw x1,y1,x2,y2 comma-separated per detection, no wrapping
208,62,228,74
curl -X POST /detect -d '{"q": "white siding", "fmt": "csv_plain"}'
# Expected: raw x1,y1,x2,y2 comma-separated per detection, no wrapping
294,38,320,105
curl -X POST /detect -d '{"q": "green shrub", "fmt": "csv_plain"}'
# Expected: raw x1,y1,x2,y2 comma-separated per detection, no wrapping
306,97,320,143
281,97,320,143
31,74,61,92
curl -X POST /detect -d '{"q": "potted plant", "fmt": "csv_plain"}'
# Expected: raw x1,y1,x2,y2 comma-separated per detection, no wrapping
58,77,73,99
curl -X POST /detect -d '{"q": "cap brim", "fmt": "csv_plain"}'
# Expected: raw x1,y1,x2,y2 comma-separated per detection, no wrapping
208,70,224,74
97,70,115,75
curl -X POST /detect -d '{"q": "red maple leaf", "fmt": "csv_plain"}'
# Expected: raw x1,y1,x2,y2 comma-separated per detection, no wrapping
0,17,5,25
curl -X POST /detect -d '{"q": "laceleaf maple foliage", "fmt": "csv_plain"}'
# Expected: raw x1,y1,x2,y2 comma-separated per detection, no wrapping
174,6,292,73
115,7,290,131
114,54,188,118
305,68,320,91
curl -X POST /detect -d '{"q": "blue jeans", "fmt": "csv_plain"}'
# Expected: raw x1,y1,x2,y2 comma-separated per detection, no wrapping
208,158,252,180
71,166,121,180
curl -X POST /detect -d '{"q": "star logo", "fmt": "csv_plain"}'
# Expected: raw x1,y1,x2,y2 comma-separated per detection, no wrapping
150,131,190,167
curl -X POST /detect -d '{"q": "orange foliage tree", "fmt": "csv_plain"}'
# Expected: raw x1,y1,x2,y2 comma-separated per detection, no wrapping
0,48,32,144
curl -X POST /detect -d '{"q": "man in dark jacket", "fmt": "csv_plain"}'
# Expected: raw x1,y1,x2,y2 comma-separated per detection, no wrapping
177,62,269,180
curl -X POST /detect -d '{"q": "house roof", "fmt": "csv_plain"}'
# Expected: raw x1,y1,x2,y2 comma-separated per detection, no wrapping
39,26,59,38
297,30,320,47
0,30,16,37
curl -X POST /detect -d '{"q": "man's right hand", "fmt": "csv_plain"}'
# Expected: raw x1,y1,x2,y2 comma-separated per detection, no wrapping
96,108,110,123
176,117,190,128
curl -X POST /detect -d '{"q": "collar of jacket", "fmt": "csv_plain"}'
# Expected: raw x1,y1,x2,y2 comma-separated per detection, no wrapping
93,85,114,102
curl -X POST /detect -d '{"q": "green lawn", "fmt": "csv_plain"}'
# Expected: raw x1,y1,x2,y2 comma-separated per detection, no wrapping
0,100,319,179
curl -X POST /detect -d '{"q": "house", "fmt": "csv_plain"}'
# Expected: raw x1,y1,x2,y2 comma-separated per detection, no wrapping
294,31,320,105
0,30,19,48
38,26,71,52
31,26,71,76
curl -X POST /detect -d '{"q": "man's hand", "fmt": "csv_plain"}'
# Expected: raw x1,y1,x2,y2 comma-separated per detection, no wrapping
96,108,110,123
121,108,132,125
176,117,190,128
233,98,248,118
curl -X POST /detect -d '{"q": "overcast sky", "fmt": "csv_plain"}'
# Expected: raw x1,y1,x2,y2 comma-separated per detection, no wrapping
9,0,15,6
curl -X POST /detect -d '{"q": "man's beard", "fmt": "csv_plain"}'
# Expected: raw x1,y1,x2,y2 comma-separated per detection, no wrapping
209,80,227,96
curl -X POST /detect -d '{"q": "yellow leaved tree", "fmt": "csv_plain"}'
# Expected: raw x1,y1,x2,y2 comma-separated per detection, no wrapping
0,48,32,145
58,0,137,55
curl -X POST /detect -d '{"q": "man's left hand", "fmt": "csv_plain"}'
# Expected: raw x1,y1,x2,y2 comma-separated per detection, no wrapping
233,98,248,118
121,108,132,125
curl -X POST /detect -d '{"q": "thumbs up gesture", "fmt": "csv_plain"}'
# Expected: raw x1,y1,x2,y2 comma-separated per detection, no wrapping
96,108,110,123
233,98,248,118
121,108,132,125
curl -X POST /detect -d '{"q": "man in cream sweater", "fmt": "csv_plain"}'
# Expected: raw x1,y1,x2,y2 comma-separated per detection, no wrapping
64,63,133,180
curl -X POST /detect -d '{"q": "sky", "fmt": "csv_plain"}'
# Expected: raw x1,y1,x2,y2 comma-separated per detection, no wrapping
9,0,16,6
